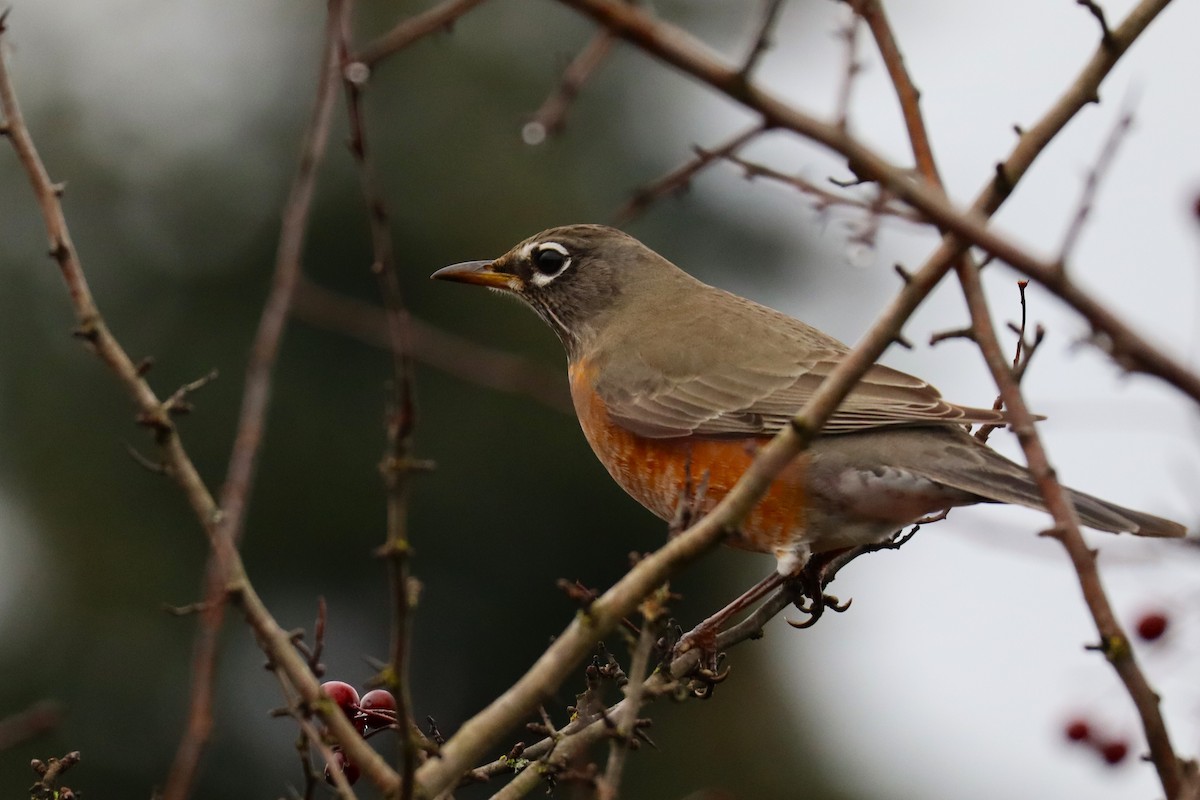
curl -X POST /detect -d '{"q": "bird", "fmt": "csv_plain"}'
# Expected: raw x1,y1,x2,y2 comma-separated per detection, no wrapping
432,224,1186,580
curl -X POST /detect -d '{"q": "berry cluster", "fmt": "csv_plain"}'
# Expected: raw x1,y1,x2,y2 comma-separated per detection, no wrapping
1063,717,1129,765
319,681,398,786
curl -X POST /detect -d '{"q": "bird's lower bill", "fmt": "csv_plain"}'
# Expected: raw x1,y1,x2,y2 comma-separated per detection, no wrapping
431,260,518,290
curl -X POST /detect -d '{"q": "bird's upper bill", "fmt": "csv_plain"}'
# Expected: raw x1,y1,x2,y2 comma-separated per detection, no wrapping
431,260,518,290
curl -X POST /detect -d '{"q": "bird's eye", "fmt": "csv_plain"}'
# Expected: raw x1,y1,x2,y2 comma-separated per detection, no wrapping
531,243,571,277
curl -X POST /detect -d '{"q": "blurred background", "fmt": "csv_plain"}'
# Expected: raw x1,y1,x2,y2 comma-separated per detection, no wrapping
1,1,1199,798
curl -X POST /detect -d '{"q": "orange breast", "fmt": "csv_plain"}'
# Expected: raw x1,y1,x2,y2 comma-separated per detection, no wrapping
568,360,809,556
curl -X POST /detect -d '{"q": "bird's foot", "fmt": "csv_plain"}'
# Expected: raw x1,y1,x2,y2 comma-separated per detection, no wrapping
784,551,853,629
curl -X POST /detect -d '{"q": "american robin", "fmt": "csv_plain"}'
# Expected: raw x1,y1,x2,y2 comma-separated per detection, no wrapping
433,224,1185,576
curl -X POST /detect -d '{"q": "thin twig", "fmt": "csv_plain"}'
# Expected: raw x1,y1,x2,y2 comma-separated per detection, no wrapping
612,123,766,224
338,5,423,797
597,608,662,799
847,0,940,184
832,9,863,131
739,0,787,79
354,0,491,67
1056,104,1136,266
726,152,921,222
524,29,616,144
0,701,61,751
162,3,348,796
974,281,1044,443
291,277,573,413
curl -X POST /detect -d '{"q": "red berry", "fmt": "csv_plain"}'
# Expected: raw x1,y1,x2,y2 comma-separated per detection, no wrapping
1100,740,1128,765
1064,719,1091,742
1136,612,1169,642
360,689,398,730
324,750,360,785
361,689,397,712
320,681,360,717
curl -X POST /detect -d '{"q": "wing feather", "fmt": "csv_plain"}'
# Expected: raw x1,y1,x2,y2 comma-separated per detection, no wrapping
594,314,1006,439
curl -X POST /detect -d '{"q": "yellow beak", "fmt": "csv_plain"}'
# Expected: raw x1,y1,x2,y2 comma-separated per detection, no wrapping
430,260,515,289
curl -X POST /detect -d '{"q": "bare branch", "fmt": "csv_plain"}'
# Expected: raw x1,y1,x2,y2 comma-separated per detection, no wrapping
0,701,61,751
524,29,616,144
953,251,1190,797
1057,104,1136,266
598,609,662,799
613,123,766,224
354,0,491,67
739,0,787,79
832,9,863,131
847,0,941,184
338,5,425,796
726,152,921,222
163,1,348,794
291,278,573,413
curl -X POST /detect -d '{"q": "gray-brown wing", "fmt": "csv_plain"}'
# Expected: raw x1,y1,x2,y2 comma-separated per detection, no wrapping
594,347,1007,439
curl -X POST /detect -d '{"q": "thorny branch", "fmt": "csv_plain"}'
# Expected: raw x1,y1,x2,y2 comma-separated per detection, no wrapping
597,603,663,799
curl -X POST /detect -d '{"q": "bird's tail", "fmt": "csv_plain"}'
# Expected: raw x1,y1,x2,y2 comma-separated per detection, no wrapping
941,442,1186,538
882,427,1188,538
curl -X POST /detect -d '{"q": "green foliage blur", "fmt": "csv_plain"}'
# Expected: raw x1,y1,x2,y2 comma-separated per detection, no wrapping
0,2,853,798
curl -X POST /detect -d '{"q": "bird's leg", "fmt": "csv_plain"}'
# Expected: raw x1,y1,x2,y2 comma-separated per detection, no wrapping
674,570,786,660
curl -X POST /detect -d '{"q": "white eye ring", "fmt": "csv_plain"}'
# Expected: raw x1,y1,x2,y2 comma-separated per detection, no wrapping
528,241,572,287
